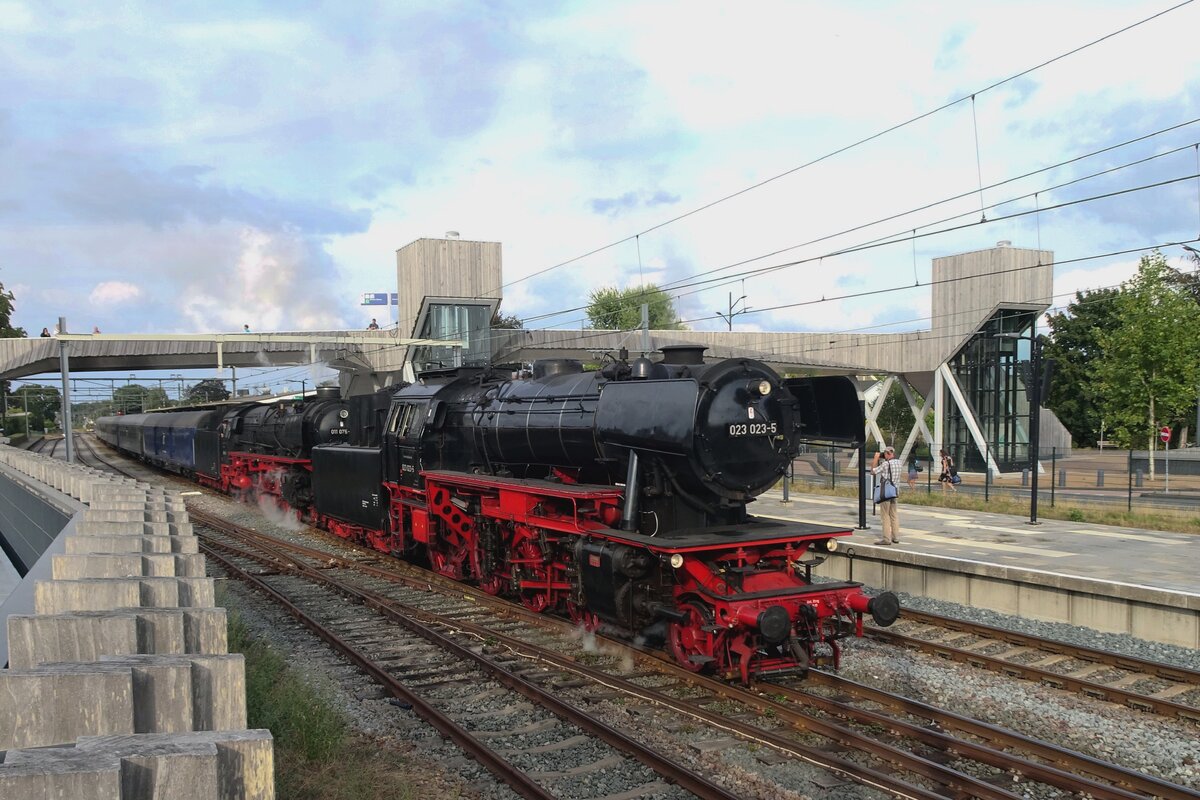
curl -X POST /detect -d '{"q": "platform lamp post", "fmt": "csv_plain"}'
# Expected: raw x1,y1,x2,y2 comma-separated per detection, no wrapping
715,292,750,331
995,331,1052,524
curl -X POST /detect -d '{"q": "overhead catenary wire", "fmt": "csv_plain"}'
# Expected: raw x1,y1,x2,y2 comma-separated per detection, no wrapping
514,166,1200,335
475,0,1196,303
357,116,1200,356
486,238,1200,361
516,125,1200,329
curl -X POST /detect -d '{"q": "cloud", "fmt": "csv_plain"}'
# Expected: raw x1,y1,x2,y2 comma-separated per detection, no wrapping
89,281,142,306
589,189,681,217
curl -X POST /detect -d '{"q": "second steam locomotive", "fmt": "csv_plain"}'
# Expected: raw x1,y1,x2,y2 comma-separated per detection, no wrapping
97,345,898,681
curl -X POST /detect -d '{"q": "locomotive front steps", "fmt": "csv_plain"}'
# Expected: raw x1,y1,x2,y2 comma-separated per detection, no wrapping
0,446,273,799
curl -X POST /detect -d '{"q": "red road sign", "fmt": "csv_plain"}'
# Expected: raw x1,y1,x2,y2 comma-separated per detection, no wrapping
1160,426,1171,442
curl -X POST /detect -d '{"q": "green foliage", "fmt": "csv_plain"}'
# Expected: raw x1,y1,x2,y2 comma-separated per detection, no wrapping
0,282,26,338
220,593,420,800
0,282,28,429
586,283,684,330
873,382,930,449
1043,287,1120,447
186,378,231,403
113,385,169,414
490,308,523,329
1094,251,1200,451
232,625,346,763
10,384,60,431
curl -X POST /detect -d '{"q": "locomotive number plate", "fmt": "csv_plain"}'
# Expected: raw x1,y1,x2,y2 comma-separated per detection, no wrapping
728,422,777,437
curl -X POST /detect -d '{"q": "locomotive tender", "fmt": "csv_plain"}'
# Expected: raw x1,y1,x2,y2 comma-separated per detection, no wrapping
97,346,898,681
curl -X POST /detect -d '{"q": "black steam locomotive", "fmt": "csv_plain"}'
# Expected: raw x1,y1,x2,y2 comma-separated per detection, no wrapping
97,346,897,681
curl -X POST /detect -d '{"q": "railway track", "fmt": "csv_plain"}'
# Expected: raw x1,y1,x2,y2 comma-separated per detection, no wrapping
74,435,1200,798
190,509,1197,800
868,612,1200,723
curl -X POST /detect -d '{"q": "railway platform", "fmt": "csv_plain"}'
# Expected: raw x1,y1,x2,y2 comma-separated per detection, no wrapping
756,490,1200,649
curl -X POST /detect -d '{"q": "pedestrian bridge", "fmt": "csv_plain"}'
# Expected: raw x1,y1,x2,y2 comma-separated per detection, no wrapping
0,331,461,389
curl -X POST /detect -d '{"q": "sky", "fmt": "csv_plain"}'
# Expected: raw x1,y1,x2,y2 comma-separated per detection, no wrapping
4,0,1200,396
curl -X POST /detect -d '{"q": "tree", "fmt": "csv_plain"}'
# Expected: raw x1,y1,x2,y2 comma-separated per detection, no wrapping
1043,287,1121,447
0,282,28,432
113,385,169,414
490,308,523,329
0,283,25,338
1094,251,1200,474
586,284,684,330
872,382,905,447
185,379,231,403
13,385,60,431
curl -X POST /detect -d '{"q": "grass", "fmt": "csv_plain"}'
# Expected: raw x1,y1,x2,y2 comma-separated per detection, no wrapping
789,480,1200,535
219,588,422,800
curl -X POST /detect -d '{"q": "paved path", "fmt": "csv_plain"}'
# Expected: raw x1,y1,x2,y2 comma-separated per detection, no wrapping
754,491,1200,595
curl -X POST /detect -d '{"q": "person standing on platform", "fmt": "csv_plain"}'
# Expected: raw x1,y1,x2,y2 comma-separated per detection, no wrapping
39,327,51,337
871,445,902,545
367,318,379,330
939,449,958,493
243,323,251,334
907,458,919,490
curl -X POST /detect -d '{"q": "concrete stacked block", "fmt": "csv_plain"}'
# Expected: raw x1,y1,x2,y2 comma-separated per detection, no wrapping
52,553,207,579
0,662,135,749
67,534,201,554
0,446,274,798
6,608,225,669
0,730,275,799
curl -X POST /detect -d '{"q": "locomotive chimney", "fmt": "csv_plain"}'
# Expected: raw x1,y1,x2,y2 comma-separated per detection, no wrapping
315,386,341,400
659,345,707,365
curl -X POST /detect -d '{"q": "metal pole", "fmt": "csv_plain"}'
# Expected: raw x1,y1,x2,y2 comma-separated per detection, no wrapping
1050,447,1057,507
639,304,650,354
857,440,867,529
984,441,990,503
830,445,836,490
58,316,75,463
781,459,791,504
1127,448,1133,513
1028,337,1041,524
1165,432,1171,493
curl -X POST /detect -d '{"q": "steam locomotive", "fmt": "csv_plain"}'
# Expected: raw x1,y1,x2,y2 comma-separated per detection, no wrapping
96,346,898,681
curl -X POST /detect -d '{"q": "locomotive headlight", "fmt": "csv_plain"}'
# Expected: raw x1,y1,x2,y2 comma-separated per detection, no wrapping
339,410,349,419
745,379,772,397
824,538,838,552
669,553,685,569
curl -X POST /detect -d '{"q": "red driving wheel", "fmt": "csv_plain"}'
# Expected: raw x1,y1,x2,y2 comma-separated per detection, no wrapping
668,601,724,673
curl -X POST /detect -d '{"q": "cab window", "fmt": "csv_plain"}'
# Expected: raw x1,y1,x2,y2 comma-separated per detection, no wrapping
389,403,425,439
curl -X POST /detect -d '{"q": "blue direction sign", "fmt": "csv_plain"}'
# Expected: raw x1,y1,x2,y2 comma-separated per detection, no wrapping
361,292,399,306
